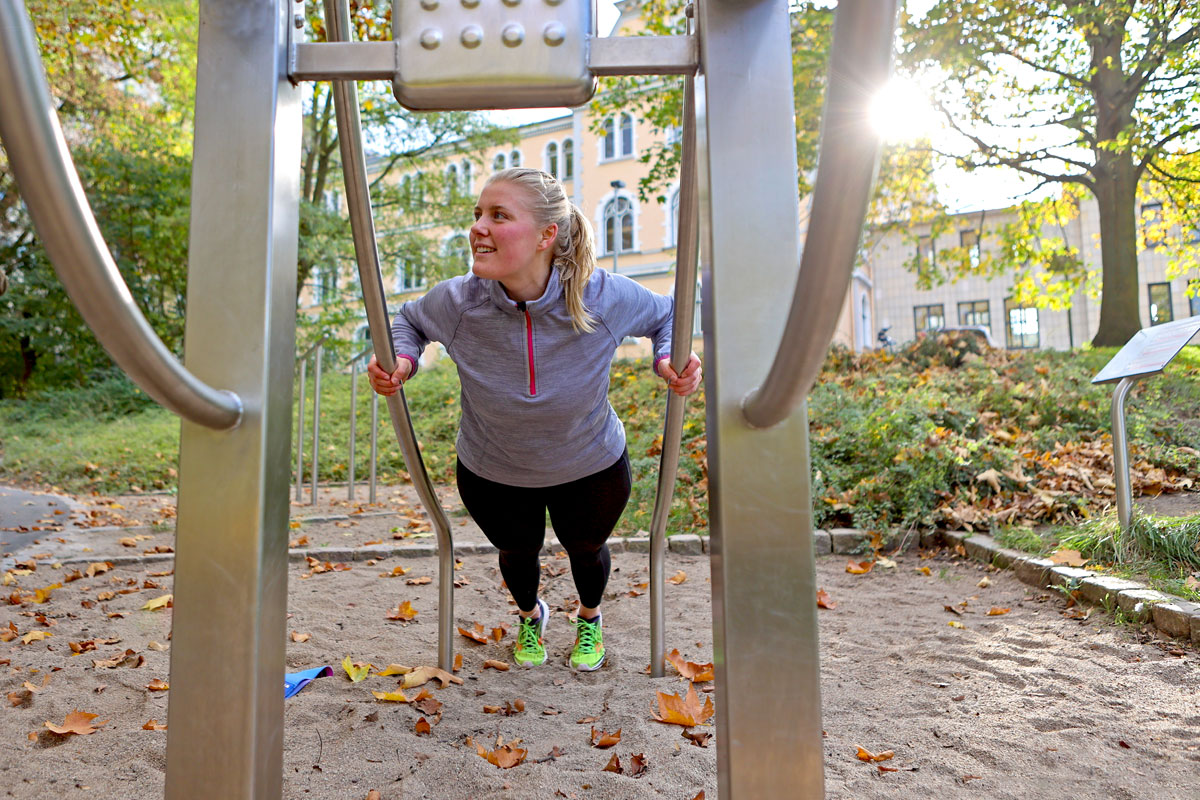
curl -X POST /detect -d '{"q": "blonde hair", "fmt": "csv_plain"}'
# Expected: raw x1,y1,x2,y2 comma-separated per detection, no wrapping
485,168,597,333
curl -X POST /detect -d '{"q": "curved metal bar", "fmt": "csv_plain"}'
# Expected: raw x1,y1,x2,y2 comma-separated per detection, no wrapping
324,0,456,671
741,0,897,429
0,0,242,431
649,70,700,679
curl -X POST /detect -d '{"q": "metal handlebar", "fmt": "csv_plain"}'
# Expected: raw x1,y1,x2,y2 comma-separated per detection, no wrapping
648,69,701,678
324,0,457,672
0,0,243,431
740,0,897,429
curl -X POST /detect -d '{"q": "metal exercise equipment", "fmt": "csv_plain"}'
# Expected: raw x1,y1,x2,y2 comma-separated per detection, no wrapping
294,332,331,502
0,0,896,796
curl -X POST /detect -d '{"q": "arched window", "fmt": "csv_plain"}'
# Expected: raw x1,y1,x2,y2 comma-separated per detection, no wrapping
602,197,634,255
602,118,615,160
461,159,472,194
619,113,634,157
510,149,522,168
446,234,471,273
492,152,507,171
562,138,574,180
546,141,559,178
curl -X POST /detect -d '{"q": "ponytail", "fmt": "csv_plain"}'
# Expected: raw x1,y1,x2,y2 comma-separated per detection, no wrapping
486,168,598,333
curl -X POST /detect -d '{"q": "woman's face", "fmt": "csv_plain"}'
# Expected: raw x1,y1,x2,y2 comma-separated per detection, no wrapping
469,181,555,290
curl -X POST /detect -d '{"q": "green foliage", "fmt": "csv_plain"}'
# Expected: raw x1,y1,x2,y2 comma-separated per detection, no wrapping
1058,511,1200,573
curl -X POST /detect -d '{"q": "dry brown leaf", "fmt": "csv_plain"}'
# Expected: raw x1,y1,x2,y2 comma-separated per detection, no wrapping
387,601,418,621
665,649,715,683
1049,549,1089,567
406,576,433,586
816,589,836,610
374,664,411,677
590,727,622,748
142,719,167,731
371,690,411,703
683,729,711,747
845,560,874,575
20,631,51,644
414,717,432,735
147,641,169,651
8,689,32,707
458,623,489,644
45,710,107,736
483,659,510,671
401,666,463,689
365,791,382,800
986,607,1011,616
474,741,528,769
603,753,622,773
491,623,510,642
628,753,648,777
453,653,463,672
146,679,169,691
855,746,894,763
92,649,144,669
652,683,715,727
667,570,687,585
290,631,311,643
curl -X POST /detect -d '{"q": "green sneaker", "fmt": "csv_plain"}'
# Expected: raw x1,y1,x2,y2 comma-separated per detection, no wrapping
569,613,605,672
513,598,549,667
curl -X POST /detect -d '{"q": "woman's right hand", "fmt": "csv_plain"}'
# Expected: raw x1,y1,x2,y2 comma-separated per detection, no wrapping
366,355,413,397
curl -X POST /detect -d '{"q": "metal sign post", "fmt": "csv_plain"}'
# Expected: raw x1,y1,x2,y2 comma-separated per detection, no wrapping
1092,315,1200,534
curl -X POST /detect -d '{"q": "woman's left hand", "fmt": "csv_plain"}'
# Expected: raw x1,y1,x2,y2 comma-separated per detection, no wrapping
657,352,703,397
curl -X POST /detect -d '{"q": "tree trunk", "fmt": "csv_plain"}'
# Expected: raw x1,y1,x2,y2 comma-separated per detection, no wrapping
1090,150,1141,347
1088,17,1142,348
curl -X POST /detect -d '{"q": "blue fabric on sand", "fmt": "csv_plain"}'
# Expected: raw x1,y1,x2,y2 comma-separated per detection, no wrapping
284,666,333,699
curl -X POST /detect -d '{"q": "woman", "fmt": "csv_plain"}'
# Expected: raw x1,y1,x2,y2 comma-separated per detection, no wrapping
368,168,701,671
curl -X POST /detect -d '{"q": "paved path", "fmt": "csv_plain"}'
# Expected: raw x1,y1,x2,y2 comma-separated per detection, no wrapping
0,484,78,556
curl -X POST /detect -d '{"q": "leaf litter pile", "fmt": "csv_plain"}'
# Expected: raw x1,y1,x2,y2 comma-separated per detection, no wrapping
2,527,1199,799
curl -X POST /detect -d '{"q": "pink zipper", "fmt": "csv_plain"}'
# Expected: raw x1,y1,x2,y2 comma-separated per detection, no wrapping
521,306,537,396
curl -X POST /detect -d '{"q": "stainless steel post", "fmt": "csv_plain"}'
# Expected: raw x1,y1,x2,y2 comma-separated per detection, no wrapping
296,358,307,501
310,342,323,504
165,0,301,795
696,0,831,794
649,66,700,679
370,392,379,504
324,0,456,670
1111,376,1136,536
349,359,359,501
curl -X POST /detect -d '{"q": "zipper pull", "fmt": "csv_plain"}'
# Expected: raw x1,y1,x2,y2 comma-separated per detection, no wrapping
517,301,527,312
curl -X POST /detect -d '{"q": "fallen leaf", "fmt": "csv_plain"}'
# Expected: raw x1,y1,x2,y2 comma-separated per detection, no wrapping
459,623,489,643
8,689,32,707
20,631,51,644
85,562,112,578
371,690,411,703
845,560,874,575
453,653,463,672
92,649,144,669
374,664,411,677
342,656,371,682
406,576,433,586
667,571,687,585
816,589,836,610
855,746,894,763
483,659,510,671
628,753,648,777
380,565,409,577
365,791,382,800
141,594,173,611
474,741,527,769
948,620,966,629
1049,549,1088,567
142,719,167,731
146,679,169,691
387,601,418,621
414,717,432,735
0,622,17,642
876,556,897,569
916,566,932,576
147,640,169,651
975,468,1003,493
878,765,898,773
590,727,622,748
45,710,107,736
977,576,992,588
665,649,715,682
603,752,622,773
291,631,311,643
986,607,1011,616
682,729,711,747
491,623,510,642
413,690,443,716
651,684,714,727
401,666,463,689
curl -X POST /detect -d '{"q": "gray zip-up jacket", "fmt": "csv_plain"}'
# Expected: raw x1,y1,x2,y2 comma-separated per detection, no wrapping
391,267,673,487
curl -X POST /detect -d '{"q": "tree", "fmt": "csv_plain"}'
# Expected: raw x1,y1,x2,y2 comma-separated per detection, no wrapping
903,1,1200,346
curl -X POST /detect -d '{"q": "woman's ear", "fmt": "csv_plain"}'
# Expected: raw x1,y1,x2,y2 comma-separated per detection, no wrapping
537,223,559,252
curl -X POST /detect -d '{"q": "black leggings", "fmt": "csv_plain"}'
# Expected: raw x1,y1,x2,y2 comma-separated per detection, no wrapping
456,450,632,612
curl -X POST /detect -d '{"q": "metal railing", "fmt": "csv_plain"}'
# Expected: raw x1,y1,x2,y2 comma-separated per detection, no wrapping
324,0,457,672
346,346,382,503
0,0,242,431
294,332,331,503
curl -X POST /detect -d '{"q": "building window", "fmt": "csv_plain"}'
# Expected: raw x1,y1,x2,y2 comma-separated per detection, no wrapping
913,303,944,333
460,160,472,194
1004,298,1039,349
545,142,559,179
619,113,634,157
958,299,990,330
1142,201,1163,248
396,260,424,293
602,118,615,160
315,266,338,305
1148,282,1173,325
960,229,980,269
510,150,521,168
602,196,634,255
445,234,471,273
444,164,459,201
562,138,574,180
492,152,507,171
917,235,935,276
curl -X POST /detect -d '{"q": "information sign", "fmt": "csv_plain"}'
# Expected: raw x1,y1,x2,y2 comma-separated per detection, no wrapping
1091,315,1200,384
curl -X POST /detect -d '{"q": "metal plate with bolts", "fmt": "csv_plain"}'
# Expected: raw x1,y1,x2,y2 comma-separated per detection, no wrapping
392,0,595,110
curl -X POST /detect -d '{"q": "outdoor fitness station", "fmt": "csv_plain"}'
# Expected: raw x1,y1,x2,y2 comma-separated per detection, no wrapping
0,0,896,796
